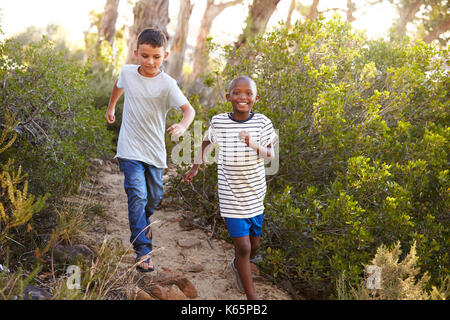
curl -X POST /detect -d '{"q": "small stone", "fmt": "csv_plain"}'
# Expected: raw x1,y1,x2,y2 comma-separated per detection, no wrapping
148,285,168,300
184,263,204,273
168,285,187,300
90,158,104,166
54,244,94,263
133,287,154,300
177,238,202,249
152,268,183,283
174,277,198,299
23,285,51,300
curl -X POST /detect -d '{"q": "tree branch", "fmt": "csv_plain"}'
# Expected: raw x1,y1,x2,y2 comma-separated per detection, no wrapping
423,17,450,43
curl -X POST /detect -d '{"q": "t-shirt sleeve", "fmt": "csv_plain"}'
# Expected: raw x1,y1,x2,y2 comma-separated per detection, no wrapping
116,68,125,89
260,118,277,147
168,79,189,110
205,124,217,143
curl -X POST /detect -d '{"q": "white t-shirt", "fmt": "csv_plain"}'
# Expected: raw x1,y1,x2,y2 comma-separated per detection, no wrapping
206,112,277,219
115,65,189,168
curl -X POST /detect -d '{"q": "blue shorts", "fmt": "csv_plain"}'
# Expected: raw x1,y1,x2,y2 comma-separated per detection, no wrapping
224,214,263,238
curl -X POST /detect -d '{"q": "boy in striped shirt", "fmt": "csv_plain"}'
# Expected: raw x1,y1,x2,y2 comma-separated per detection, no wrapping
185,76,277,300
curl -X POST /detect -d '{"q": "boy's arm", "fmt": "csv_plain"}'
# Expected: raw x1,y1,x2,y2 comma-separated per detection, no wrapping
167,103,195,138
105,79,124,124
239,131,275,160
185,140,212,183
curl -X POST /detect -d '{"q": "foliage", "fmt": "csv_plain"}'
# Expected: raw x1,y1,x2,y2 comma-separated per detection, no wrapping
337,241,447,300
0,36,114,196
0,28,121,300
0,112,48,246
170,16,449,298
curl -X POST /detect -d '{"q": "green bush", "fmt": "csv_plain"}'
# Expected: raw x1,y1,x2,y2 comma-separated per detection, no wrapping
0,36,114,196
171,16,449,298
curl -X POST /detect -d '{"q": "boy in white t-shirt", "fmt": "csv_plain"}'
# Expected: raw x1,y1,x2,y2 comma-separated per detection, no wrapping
105,28,195,272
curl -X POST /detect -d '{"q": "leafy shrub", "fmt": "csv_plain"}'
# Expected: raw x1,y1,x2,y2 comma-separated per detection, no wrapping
0,30,114,275
0,36,114,196
337,241,447,300
0,112,47,246
170,16,449,298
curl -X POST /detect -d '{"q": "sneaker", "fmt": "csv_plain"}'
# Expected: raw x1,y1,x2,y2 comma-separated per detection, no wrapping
230,258,245,293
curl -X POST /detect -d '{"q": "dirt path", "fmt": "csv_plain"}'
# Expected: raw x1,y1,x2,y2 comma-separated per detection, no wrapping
83,162,291,300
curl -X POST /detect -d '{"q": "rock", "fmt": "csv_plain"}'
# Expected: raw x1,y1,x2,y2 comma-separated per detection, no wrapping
133,287,154,300
173,277,198,299
177,238,202,249
150,268,197,299
183,263,204,273
167,285,187,300
53,244,94,263
24,285,51,300
90,158,104,166
148,285,168,300
152,268,183,283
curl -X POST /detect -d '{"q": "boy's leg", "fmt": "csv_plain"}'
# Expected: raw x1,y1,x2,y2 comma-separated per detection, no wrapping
144,164,164,219
250,236,260,260
232,236,257,300
249,214,263,259
142,164,164,254
118,159,152,260
225,217,257,300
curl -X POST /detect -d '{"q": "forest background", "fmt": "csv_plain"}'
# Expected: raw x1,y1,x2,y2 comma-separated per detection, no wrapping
0,0,449,300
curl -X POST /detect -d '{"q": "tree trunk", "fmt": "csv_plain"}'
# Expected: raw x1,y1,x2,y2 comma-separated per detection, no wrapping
286,0,296,28
167,0,194,83
306,0,320,20
235,0,281,49
126,0,170,64
346,0,356,23
98,0,120,46
423,17,450,43
191,0,243,78
396,0,423,37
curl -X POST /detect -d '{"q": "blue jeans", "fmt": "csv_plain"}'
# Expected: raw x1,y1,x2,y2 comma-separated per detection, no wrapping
118,158,164,259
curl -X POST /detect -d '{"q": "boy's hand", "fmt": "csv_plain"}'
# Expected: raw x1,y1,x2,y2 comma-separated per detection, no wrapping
105,109,115,124
167,123,187,138
184,167,199,184
238,130,251,146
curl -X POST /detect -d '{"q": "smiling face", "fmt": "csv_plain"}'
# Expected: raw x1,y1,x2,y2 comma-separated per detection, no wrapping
134,43,168,77
226,78,259,117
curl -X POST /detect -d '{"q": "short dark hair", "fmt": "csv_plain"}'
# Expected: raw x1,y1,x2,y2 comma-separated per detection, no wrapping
228,76,257,95
137,28,168,49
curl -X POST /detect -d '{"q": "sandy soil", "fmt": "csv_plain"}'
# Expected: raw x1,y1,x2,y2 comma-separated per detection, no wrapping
82,163,291,300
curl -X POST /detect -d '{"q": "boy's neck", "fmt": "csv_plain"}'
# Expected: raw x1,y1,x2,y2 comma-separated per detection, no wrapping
230,111,252,121
137,66,162,78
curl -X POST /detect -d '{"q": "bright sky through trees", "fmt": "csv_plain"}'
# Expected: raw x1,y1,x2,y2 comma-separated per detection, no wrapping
0,0,397,45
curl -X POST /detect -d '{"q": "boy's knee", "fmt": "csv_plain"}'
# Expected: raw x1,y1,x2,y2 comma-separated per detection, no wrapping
234,241,251,257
